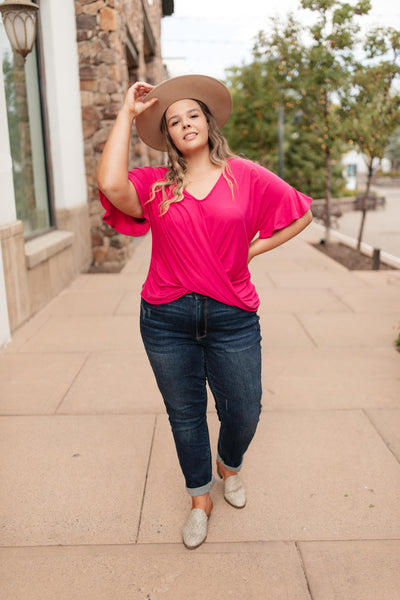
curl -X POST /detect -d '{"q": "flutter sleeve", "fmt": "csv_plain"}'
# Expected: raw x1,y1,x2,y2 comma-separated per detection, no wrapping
99,166,166,237
251,162,313,239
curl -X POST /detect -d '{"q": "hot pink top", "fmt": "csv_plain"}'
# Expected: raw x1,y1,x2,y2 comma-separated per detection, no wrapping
99,157,312,311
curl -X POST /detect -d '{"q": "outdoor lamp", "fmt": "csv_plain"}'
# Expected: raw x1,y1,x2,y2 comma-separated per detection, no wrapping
0,0,39,60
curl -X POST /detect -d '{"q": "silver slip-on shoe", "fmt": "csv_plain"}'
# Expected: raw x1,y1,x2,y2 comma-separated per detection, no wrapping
182,508,209,549
217,466,246,508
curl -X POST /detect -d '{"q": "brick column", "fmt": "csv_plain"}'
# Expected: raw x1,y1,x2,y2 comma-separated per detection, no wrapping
75,0,165,272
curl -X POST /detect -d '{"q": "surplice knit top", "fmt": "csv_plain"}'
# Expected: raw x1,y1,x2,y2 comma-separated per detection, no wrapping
99,157,312,311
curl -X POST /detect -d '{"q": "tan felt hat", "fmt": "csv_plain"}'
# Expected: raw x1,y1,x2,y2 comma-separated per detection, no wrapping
135,74,232,151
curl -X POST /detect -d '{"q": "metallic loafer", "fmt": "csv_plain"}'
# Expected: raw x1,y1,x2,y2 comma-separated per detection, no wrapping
217,466,246,509
182,508,209,549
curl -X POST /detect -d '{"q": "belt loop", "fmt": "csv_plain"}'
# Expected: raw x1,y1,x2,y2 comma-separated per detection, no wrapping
195,295,207,340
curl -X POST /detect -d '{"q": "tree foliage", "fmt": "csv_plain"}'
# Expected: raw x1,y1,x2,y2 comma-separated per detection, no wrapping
223,0,400,246
339,26,400,248
385,127,400,172
223,61,279,169
340,26,400,164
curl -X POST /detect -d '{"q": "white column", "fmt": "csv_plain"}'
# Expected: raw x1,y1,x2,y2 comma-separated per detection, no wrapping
39,0,87,210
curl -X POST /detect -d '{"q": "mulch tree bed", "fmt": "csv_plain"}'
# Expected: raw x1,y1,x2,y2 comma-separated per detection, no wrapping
312,242,395,271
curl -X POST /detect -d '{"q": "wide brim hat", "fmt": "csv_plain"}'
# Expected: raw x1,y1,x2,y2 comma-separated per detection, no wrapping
135,74,232,151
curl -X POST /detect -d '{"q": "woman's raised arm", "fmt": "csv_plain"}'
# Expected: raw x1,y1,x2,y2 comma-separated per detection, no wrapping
97,82,158,218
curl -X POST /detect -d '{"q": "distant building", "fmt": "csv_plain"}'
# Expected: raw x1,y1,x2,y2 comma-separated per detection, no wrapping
0,0,173,347
342,150,391,191
163,57,190,77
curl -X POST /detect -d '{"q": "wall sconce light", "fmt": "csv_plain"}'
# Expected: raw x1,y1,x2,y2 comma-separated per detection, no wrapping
0,0,39,60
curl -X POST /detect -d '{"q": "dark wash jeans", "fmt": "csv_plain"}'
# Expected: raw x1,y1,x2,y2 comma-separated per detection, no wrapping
140,293,262,496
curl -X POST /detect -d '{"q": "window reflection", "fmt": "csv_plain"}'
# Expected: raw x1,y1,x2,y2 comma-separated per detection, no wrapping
1,21,51,237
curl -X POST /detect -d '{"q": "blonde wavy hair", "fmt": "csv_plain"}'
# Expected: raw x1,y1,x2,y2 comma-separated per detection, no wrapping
147,100,237,216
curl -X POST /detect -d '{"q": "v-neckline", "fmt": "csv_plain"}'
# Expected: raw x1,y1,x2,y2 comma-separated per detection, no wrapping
184,172,224,201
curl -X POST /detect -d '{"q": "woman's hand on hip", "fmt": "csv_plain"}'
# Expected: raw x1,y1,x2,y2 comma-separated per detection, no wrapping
248,210,313,262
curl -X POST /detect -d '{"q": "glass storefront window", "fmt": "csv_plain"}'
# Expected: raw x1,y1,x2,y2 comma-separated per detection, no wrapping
1,21,51,238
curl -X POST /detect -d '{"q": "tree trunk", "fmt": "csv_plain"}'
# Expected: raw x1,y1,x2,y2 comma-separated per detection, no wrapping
278,104,284,179
324,145,332,243
357,161,373,251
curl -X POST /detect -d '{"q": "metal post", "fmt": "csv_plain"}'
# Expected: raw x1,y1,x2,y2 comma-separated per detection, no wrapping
372,248,381,270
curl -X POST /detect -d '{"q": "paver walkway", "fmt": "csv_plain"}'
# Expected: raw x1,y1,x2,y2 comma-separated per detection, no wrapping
1,224,400,599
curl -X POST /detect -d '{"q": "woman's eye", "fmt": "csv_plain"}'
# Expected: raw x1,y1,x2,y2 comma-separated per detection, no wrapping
170,120,179,127
190,114,199,119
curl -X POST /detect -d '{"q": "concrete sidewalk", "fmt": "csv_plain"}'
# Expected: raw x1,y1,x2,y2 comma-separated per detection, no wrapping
1,224,400,599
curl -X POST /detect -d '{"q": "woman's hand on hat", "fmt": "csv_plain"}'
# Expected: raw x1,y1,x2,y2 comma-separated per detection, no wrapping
123,81,158,119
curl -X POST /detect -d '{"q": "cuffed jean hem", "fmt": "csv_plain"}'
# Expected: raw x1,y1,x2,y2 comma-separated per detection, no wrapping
187,475,216,497
217,452,243,473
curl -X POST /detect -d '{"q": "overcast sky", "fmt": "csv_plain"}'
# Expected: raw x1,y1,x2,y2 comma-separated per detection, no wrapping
161,0,400,79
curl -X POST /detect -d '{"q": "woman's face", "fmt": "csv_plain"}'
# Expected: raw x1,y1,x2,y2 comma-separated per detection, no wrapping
164,99,209,155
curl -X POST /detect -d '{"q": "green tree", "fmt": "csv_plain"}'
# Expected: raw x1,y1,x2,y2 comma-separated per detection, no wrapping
223,60,281,170
339,26,400,249
224,16,338,197
284,113,345,198
253,0,371,241
385,127,400,172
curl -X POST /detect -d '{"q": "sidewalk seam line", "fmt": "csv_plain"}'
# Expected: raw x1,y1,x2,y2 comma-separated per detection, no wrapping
2,538,400,551
135,413,157,544
326,287,355,314
293,313,319,348
363,409,400,466
54,353,91,414
10,314,52,353
295,541,315,600
113,290,130,316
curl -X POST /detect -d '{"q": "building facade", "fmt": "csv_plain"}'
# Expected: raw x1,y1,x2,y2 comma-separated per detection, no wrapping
0,0,173,348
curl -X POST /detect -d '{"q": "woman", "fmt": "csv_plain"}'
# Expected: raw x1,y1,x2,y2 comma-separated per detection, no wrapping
97,75,312,549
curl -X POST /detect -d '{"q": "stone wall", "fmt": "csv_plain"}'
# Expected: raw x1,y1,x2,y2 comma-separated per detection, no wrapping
75,0,165,272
